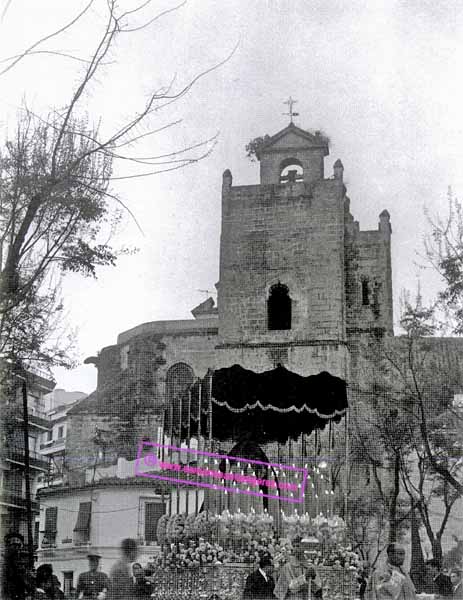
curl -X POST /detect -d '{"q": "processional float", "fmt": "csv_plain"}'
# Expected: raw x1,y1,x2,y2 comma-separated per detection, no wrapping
161,364,348,533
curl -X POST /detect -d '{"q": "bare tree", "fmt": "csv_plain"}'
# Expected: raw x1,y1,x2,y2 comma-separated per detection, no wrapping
0,0,234,372
400,443,460,562
424,188,463,334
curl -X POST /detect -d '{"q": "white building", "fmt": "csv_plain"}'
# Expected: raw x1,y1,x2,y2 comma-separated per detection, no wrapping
36,455,203,594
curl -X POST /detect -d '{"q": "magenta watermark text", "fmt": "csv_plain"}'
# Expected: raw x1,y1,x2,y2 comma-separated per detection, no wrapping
135,442,307,503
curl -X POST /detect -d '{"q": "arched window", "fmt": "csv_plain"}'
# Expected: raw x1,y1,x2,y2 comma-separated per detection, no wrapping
268,283,292,330
166,363,194,440
361,278,370,306
279,158,303,184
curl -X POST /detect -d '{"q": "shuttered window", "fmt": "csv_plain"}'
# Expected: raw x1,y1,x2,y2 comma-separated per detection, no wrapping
43,506,57,545
145,503,165,543
73,501,91,543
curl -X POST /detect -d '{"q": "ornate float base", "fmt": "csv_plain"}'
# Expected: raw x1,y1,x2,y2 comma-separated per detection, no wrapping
150,565,358,600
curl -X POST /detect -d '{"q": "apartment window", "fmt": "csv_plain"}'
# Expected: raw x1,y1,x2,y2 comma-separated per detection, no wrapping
47,430,53,442
34,520,40,549
7,470,23,497
73,502,91,544
58,426,64,439
144,503,165,543
43,506,58,546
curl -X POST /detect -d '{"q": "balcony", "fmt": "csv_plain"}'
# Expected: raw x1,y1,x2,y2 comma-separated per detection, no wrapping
0,491,39,512
40,438,65,452
4,446,49,471
13,409,51,430
28,412,51,429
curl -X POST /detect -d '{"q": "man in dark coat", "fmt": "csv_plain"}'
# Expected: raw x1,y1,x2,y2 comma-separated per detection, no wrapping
1,532,34,600
450,569,463,600
131,563,153,599
108,539,138,600
243,554,276,600
425,559,453,597
76,554,110,599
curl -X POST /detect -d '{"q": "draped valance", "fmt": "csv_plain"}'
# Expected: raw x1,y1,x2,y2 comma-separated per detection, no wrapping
166,364,347,444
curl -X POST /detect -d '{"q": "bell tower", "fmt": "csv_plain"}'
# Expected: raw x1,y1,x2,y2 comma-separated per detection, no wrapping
217,111,351,378
216,105,393,379
257,122,329,185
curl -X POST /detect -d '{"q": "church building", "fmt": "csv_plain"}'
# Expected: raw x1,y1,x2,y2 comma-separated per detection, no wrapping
36,117,463,581
63,118,394,471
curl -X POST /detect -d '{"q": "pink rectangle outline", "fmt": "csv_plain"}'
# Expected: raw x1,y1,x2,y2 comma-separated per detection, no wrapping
135,441,308,504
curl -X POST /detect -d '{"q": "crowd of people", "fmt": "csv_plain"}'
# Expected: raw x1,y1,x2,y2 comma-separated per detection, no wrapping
241,539,462,600
2,532,462,600
1,535,153,600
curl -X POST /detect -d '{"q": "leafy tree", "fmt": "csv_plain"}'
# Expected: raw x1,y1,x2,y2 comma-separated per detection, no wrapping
245,135,271,161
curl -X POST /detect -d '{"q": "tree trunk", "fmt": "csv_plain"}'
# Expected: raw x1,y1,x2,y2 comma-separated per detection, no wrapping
432,537,443,565
410,507,426,593
388,451,401,543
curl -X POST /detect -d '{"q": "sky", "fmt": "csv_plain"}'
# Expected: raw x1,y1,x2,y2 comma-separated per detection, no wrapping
1,0,463,394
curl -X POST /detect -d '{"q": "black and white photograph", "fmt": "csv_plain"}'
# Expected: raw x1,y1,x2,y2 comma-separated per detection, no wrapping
1,2,462,600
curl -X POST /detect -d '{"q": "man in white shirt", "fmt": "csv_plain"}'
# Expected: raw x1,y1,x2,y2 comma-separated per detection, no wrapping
366,544,416,600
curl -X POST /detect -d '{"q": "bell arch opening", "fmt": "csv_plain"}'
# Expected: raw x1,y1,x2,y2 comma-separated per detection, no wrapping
279,157,304,183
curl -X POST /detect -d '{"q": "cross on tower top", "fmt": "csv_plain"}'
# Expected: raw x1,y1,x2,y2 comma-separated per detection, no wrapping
283,96,300,123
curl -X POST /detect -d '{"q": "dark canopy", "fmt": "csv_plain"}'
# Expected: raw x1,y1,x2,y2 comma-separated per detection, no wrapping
169,364,347,444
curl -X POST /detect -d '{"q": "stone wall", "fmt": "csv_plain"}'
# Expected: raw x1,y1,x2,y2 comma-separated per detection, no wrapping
66,324,220,484
219,178,347,346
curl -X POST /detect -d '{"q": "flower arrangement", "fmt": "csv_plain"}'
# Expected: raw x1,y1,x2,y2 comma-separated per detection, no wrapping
156,509,358,577
219,509,274,547
282,512,314,539
167,513,186,542
194,511,219,541
281,513,347,545
183,513,198,540
156,514,169,545
320,546,360,569
159,539,226,569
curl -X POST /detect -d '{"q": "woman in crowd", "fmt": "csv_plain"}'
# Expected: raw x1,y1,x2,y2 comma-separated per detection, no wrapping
35,565,64,600
131,563,154,599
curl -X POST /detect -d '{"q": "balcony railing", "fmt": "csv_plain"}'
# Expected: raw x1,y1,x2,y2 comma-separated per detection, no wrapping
0,491,39,512
40,438,65,450
28,412,51,428
28,406,49,419
4,446,49,470
13,410,51,429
